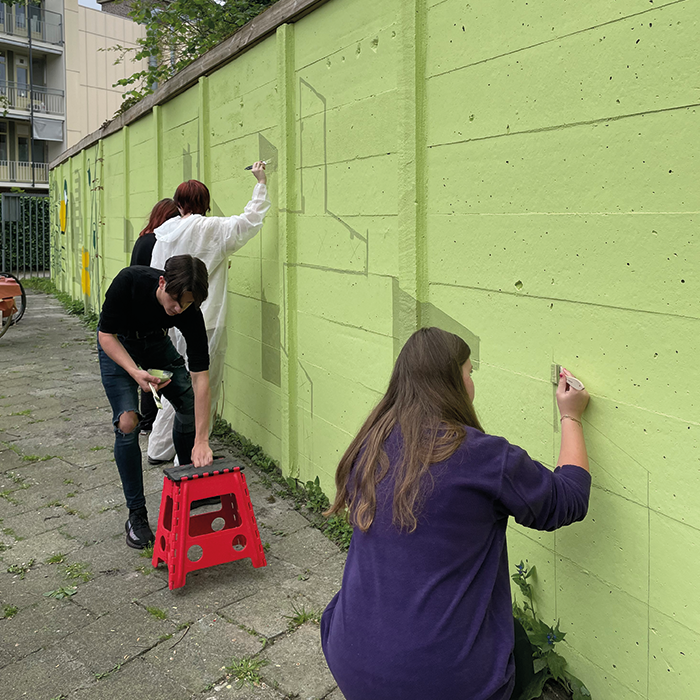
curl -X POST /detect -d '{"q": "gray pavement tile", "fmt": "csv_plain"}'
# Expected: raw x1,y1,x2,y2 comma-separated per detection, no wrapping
0,447,25,471
0,597,96,670
3,529,84,566
55,531,163,580
260,623,336,700
271,526,340,570
1,561,69,609
142,612,264,692
68,657,191,700
0,292,347,700
0,642,95,700
279,551,345,612
59,601,177,676
219,585,301,640
193,683,283,699
2,505,81,538
69,567,168,617
256,503,311,537
140,558,271,626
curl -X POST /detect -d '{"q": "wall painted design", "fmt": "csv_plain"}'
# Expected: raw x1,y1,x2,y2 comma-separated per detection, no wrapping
50,1,699,698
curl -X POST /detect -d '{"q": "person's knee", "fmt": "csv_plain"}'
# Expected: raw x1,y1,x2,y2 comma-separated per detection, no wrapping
117,411,139,434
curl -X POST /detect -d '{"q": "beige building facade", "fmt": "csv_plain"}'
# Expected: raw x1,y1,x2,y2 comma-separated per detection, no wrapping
0,0,143,192
65,0,145,151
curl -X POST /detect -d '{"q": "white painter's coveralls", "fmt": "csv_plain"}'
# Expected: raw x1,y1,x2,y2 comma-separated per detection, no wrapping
147,183,271,461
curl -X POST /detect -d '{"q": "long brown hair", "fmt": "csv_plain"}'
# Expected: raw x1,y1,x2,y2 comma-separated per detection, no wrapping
139,198,179,237
326,327,484,533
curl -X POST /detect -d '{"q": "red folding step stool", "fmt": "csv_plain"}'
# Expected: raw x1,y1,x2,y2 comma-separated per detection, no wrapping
152,457,267,589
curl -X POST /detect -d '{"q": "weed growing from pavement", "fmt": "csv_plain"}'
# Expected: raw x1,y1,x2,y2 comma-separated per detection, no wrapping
62,562,93,583
44,586,78,599
2,604,18,618
46,553,66,564
94,663,122,680
146,606,167,620
139,543,154,559
284,601,321,630
7,559,35,579
225,656,268,689
212,418,353,551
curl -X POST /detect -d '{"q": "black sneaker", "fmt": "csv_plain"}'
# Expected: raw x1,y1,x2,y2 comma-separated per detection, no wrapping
147,456,169,466
125,510,155,550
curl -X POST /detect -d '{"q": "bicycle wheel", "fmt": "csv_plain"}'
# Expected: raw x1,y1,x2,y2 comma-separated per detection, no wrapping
0,272,26,324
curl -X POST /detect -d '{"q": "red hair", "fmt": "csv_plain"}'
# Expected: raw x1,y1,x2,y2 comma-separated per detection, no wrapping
139,198,179,237
173,180,211,216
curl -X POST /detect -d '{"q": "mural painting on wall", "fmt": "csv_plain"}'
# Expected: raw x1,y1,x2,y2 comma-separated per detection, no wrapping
50,177,67,277
83,156,102,304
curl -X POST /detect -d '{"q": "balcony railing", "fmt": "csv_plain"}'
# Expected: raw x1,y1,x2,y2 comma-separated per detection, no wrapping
0,5,63,46
0,81,64,116
0,159,48,184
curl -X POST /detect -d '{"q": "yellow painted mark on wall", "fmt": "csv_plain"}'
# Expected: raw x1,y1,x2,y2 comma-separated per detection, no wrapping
59,180,68,234
81,249,91,296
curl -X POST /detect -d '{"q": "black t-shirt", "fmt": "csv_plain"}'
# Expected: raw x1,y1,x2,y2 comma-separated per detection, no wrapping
130,233,156,266
98,266,210,372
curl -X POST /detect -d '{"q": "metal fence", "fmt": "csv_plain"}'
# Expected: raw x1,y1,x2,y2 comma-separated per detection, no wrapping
0,160,49,184
0,81,65,116
0,193,50,277
0,4,63,46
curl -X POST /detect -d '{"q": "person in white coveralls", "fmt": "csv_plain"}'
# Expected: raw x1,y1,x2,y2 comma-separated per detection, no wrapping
147,162,270,464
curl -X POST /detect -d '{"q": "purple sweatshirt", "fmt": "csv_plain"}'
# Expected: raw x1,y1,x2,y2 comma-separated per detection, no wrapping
321,426,591,700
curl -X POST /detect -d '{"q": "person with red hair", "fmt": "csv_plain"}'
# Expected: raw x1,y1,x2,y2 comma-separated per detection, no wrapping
146,162,270,464
130,198,179,267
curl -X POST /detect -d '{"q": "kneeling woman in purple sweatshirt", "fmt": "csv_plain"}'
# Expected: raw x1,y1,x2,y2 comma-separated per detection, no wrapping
322,327,591,700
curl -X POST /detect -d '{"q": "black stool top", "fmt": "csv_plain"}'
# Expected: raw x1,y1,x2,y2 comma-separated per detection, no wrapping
163,456,246,483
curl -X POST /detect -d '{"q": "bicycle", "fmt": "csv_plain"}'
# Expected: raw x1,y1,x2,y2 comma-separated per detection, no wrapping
0,272,26,340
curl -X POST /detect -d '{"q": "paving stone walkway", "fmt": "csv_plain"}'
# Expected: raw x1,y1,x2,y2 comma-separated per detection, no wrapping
0,290,346,700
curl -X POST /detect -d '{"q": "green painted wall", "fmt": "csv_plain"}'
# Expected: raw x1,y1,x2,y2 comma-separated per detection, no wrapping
50,1,699,697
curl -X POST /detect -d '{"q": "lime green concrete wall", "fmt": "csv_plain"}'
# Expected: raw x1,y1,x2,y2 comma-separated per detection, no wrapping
51,1,699,697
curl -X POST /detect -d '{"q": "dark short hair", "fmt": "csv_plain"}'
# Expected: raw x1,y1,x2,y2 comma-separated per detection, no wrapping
173,180,210,216
163,255,209,307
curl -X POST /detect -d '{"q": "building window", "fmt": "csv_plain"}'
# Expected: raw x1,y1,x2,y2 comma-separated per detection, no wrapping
0,121,7,163
17,136,28,162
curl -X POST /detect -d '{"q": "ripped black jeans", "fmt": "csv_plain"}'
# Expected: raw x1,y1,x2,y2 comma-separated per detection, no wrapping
97,333,195,512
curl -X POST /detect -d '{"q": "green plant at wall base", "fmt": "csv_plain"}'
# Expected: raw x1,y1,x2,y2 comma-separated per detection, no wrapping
512,562,591,700
323,513,353,551
212,418,353,550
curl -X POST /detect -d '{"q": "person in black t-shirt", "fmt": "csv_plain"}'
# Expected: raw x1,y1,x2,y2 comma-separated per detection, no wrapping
130,199,180,433
97,254,213,550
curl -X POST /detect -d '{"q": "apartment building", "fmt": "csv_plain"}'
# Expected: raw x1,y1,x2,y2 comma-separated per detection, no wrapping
0,0,143,193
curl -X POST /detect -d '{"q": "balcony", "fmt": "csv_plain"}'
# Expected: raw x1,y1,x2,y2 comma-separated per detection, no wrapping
0,5,63,46
0,159,48,184
1,82,64,116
